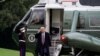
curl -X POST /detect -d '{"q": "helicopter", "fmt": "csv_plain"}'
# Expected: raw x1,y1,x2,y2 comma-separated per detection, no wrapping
13,0,100,56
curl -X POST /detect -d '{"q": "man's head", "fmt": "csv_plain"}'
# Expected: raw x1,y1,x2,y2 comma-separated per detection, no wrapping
40,27,45,33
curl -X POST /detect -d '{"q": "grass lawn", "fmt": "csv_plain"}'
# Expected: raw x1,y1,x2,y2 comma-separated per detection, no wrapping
0,48,33,56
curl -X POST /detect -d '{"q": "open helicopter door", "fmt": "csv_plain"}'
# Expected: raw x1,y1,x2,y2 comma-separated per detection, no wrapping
45,4,64,56
45,4,64,40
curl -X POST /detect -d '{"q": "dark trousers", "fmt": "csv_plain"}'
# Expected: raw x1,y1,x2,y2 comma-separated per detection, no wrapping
38,46,50,56
20,42,26,56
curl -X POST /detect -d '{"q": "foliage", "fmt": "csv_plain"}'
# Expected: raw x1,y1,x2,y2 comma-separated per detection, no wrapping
0,0,38,30
0,0,38,49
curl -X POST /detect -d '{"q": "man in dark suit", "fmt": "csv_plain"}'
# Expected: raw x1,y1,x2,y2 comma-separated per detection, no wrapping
35,27,51,56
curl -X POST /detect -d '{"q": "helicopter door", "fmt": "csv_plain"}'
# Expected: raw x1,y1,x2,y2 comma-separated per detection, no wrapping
46,9,64,40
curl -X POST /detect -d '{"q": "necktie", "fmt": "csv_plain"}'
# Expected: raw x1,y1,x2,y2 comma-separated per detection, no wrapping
42,33,45,45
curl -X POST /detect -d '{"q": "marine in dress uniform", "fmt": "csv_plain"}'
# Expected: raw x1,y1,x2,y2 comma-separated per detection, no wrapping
19,27,26,56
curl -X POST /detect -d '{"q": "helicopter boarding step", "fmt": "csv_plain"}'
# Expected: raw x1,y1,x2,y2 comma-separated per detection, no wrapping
49,39,62,56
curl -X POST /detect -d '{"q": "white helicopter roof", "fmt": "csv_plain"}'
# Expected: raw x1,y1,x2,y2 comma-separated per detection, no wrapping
45,3,64,9
64,6,100,11
38,0,64,9
31,0,100,11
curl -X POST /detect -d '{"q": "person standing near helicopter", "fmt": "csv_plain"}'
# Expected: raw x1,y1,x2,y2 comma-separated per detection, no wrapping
19,26,26,56
35,27,51,56
15,23,26,56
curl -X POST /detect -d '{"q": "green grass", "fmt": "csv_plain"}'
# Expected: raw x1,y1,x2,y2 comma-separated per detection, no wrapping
0,48,33,56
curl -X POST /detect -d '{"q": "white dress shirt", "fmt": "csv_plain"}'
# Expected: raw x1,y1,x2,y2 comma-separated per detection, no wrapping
41,32,45,44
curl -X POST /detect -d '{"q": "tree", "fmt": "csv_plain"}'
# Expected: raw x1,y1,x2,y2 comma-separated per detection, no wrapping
0,0,38,49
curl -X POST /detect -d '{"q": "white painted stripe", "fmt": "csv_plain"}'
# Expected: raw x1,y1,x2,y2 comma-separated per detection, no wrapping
27,29,38,31
63,29,100,31
19,40,26,42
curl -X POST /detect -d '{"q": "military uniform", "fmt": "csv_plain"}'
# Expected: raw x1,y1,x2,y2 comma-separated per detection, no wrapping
19,27,26,56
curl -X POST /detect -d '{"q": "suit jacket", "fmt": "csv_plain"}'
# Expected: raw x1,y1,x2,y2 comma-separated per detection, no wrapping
35,32,51,49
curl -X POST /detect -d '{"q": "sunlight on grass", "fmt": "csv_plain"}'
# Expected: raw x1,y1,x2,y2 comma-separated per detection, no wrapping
0,48,33,56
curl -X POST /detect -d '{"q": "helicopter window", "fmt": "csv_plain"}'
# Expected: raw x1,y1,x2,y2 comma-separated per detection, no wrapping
24,10,32,22
89,17,100,27
63,12,73,29
28,9,45,29
31,9,45,24
88,11,100,28
80,0,100,6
